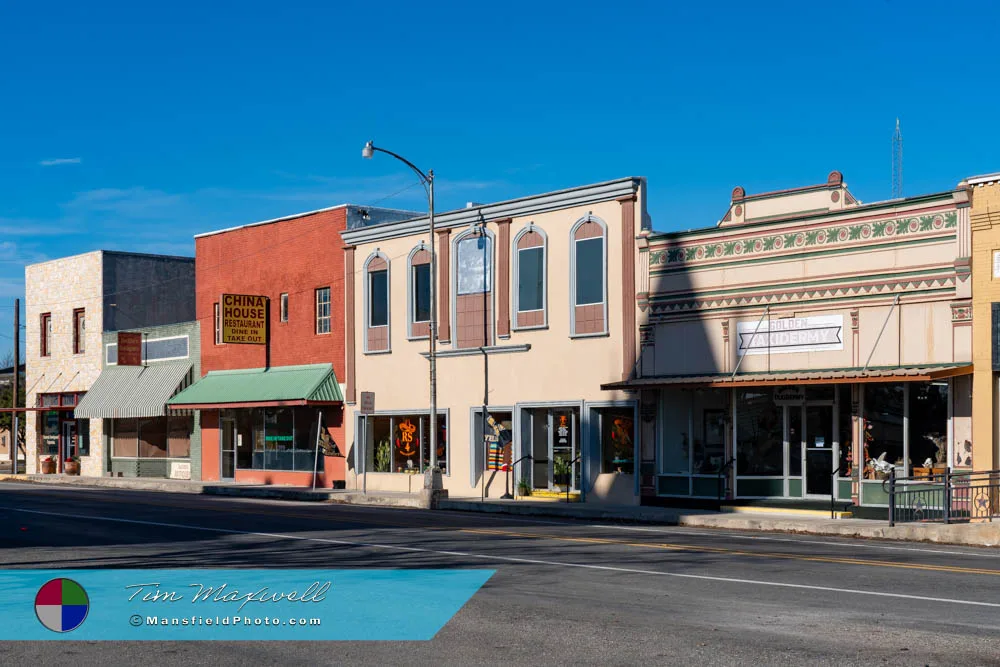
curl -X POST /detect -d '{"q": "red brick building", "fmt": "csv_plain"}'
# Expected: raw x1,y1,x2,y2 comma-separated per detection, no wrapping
169,204,417,486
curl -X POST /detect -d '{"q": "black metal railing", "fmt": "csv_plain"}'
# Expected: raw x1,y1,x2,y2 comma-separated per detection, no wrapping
568,454,582,504
511,454,535,500
885,468,1000,526
717,457,735,505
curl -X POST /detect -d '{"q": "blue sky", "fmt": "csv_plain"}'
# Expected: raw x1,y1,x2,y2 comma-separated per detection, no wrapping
1,0,998,359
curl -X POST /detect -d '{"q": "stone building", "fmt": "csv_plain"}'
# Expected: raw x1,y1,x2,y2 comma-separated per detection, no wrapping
25,251,195,475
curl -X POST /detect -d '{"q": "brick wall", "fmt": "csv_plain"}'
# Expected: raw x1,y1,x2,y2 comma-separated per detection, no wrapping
971,181,1000,471
197,208,349,379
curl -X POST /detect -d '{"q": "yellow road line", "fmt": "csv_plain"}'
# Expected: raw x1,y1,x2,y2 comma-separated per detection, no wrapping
458,527,1000,577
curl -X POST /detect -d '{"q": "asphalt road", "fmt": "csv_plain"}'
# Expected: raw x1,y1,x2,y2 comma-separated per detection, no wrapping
1,482,999,666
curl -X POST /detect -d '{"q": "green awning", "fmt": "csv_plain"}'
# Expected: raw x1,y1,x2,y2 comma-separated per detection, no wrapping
167,363,343,409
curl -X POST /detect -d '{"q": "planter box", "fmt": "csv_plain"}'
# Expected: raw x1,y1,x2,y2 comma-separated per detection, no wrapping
40,460,56,475
64,461,80,476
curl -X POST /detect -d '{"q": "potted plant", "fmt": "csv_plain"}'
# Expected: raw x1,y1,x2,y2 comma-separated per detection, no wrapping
553,456,572,491
64,456,80,476
40,456,56,475
517,478,532,497
374,438,391,473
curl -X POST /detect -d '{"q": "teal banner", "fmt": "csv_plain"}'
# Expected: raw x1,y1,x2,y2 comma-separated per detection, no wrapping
0,569,493,640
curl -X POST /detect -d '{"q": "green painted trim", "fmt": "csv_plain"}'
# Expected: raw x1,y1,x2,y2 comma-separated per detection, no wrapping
651,233,954,275
788,478,803,497
648,192,956,242
649,286,955,319
649,266,953,303
736,478,785,497
860,480,890,506
692,476,721,497
657,476,691,496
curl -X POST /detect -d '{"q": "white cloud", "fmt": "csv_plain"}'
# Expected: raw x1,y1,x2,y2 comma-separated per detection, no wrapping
39,157,82,167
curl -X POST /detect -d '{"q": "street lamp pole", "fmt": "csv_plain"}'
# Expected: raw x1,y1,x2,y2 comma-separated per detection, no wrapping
362,142,439,472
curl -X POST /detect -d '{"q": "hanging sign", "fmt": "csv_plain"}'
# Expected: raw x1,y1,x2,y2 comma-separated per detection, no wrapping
221,294,268,344
117,331,143,366
359,392,375,415
736,315,843,356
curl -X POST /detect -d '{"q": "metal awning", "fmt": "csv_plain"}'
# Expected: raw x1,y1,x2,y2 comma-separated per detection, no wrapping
601,363,973,390
74,362,194,419
166,363,343,410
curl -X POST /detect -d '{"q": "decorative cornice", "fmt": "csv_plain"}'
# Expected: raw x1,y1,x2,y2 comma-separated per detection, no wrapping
649,275,956,319
649,210,956,269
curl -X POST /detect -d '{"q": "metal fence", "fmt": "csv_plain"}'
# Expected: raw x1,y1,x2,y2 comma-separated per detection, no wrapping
884,468,1000,526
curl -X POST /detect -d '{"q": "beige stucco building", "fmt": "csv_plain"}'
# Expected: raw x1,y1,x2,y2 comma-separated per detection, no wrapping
605,172,973,507
340,178,647,503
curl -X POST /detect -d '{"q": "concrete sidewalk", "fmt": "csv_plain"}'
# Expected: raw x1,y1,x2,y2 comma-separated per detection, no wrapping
440,498,1000,548
0,474,437,507
5,474,998,547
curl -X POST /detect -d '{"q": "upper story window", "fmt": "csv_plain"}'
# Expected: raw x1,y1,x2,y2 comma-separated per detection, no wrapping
73,308,86,354
315,287,331,334
513,224,547,329
365,252,390,353
280,293,289,322
570,216,608,337
454,227,493,349
40,312,52,357
408,245,431,338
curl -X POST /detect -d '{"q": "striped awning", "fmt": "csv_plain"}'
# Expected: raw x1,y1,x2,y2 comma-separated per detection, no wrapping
74,362,194,419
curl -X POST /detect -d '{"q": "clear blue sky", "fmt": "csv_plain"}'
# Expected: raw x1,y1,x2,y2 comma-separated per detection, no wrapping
1,0,998,359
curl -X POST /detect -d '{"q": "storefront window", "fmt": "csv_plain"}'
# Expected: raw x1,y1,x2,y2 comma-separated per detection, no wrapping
598,407,635,474
41,411,60,455
692,389,727,474
77,419,90,456
168,416,193,458
863,384,904,478
789,407,802,477
421,414,449,474
908,382,948,474
112,416,191,459
736,390,783,476
365,413,447,474
837,386,853,477
659,391,690,474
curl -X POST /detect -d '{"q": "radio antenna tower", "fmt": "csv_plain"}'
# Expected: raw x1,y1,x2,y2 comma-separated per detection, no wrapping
892,118,903,199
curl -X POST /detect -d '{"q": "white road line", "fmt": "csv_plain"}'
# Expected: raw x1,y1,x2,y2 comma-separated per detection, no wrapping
589,524,1000,558
7,506,1000,610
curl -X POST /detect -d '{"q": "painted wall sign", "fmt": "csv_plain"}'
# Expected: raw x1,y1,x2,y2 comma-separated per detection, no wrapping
117,331,143,366
221,294,268,345
170,461,191,480
736,315,843,356
773,386,806,406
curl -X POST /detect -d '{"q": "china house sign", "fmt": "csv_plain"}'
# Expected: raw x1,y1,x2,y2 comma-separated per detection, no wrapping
736,315,843,356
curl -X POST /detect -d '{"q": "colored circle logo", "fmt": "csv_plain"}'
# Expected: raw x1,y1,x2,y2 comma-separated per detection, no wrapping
35,578,89,633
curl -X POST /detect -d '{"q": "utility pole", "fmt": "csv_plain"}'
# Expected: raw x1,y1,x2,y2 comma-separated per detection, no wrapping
12,299,19,475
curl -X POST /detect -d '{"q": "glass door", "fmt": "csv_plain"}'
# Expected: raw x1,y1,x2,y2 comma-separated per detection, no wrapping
550,408,579,490
61,421,77,460
805,405,833,495
220,417,236,480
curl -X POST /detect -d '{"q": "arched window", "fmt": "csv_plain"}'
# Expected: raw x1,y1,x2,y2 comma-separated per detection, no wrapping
569,215,607,337
513,223,547,329
407,244,431,339
452,226,494,349
364,251,390,353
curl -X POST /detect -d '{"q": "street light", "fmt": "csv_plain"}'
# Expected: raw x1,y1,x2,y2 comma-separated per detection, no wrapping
362,142,440,474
